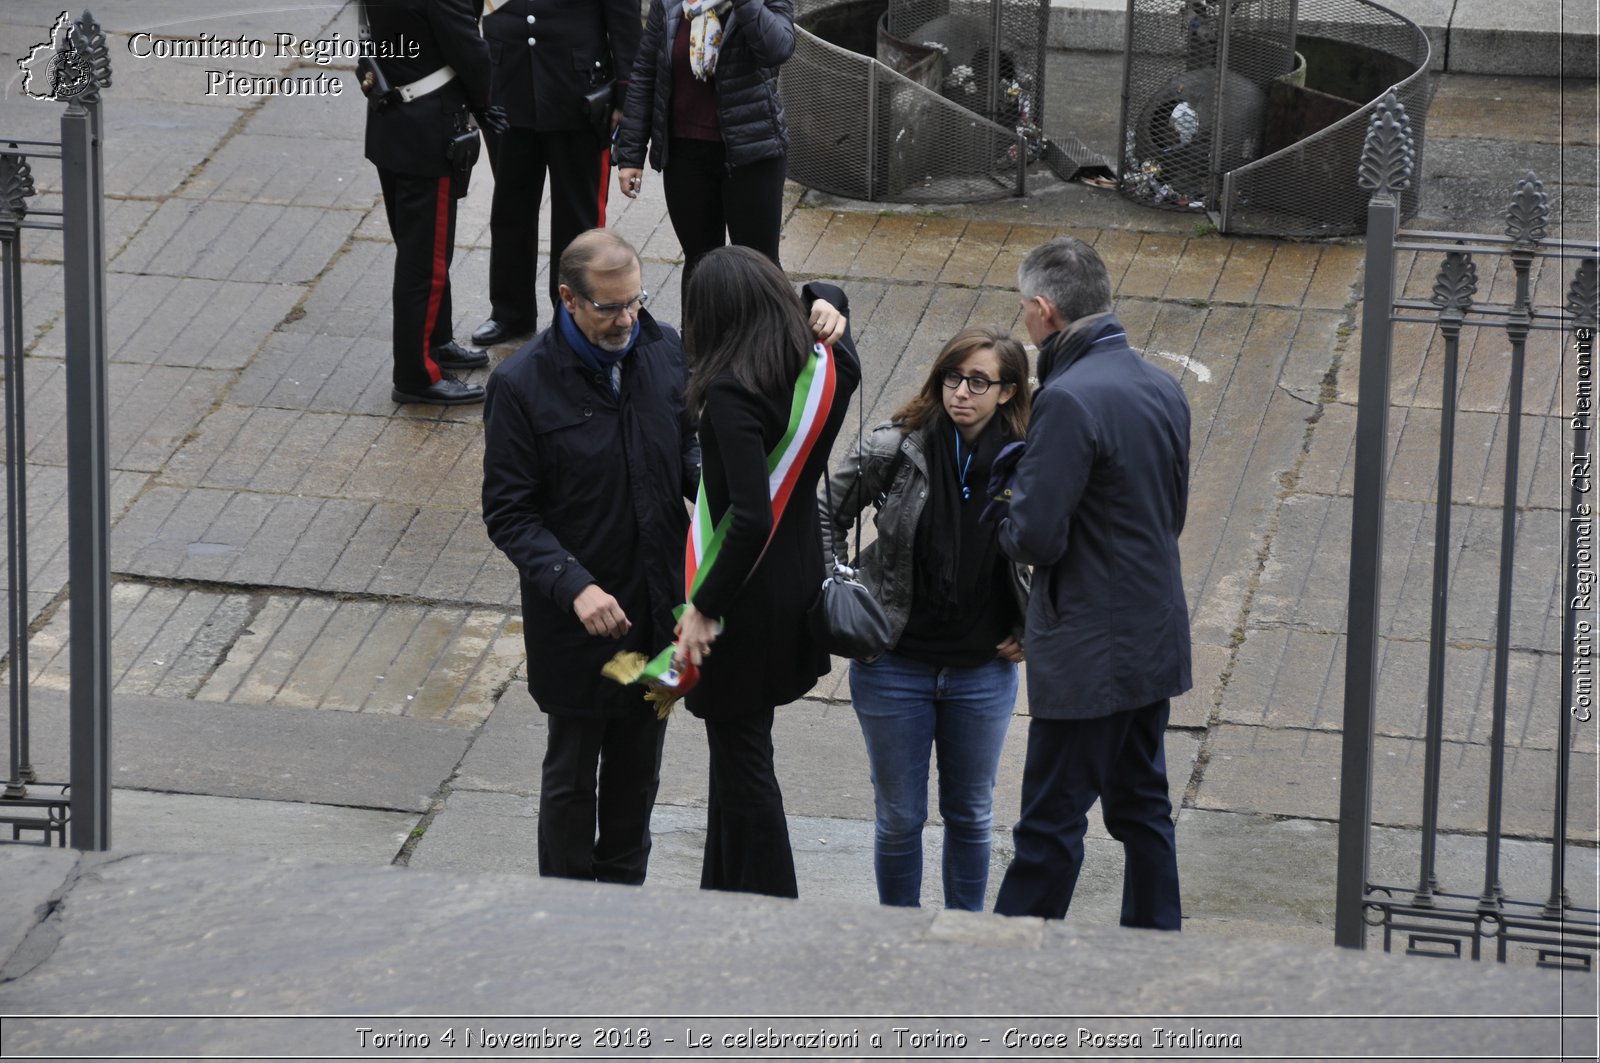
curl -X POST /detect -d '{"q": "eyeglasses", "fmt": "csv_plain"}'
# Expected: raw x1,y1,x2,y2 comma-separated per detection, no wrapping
940,370,1006,396
576,289,651,317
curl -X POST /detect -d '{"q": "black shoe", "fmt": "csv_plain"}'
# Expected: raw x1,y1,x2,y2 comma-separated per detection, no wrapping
471,317,532,346
432,340,489,370
392,372,486,406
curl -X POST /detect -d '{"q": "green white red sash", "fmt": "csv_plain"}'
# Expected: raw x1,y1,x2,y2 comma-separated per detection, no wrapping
639,342,839,689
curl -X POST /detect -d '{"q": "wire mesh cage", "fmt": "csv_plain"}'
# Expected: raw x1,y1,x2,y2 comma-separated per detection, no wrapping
1119,0,1433,235
785,0,1050,202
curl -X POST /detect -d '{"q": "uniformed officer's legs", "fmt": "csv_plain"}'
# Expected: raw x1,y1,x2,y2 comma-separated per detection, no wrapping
378,167,457,394
483,127,546,337
482,127,607,340
543,127,610,310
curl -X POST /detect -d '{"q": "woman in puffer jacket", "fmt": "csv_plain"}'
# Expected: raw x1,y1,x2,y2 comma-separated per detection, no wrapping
614,0,793,303
821,325,1032,911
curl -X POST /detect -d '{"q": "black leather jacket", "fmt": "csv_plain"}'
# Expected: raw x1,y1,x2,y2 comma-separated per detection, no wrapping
615,0,794,172
822,422,1030,653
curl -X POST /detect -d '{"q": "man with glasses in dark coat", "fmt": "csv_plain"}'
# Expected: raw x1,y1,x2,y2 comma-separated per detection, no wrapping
992,236,1192,930
481,230,696,883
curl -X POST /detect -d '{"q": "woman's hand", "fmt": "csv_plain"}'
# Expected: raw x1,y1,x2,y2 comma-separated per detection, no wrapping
996,635,1025,664
675,603,722,667
808,298,846,345
618,166,644,199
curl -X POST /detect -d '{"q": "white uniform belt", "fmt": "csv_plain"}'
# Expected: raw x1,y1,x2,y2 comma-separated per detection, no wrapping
396,66,456,102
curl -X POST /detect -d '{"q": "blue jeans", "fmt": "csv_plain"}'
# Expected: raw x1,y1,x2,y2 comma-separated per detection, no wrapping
849,652,1018,910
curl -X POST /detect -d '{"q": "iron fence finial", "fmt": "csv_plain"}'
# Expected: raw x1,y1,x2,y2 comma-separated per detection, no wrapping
1568,258,1599,327
1358,90,1414,198
1430,251,1478,320
0,152,36,226
1505,172,1549,245
67,10,111,96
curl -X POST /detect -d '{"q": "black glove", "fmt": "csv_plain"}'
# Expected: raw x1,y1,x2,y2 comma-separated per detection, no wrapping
980,440,1027,523
473,105,509,138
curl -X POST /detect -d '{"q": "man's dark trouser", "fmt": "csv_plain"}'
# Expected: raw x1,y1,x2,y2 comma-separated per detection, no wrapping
377,167,459,393
538,708,668,884
484,126,610,329
994,699,1181,929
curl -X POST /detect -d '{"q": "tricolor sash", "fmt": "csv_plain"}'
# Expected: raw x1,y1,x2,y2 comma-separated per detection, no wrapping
604,343,839,707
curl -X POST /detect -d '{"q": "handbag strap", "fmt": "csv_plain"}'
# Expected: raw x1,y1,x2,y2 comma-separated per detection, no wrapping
822,376,865,568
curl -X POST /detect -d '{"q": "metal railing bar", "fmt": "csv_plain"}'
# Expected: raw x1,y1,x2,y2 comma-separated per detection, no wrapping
2,229,31,799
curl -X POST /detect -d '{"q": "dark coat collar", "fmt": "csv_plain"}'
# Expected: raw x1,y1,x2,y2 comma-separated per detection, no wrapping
1037,311,1125,385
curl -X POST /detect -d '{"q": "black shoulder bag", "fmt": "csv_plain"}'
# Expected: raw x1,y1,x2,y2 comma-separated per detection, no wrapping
808,380,892,660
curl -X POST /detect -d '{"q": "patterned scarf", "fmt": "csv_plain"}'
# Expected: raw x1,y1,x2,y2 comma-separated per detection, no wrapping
683,0,734,80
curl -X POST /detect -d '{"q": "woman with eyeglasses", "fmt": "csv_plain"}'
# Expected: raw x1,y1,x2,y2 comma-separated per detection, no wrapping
670,245,859,898
820,326,1032,911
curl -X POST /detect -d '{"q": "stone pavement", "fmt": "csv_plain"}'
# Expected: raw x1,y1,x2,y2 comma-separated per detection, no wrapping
0,0,1597,1055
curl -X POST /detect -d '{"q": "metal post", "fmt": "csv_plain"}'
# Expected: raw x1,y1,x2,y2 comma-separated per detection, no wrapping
1207,0,1235,212
1481,173,1548,909
864,61,878,204
1417,250,1476,905
60,37,111,851
1117,0,1135,180
0,152,34,800
1550,258,1597,916
1337,92,1414,950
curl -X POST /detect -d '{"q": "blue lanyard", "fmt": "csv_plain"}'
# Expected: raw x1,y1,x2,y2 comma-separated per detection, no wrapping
954,428,974,501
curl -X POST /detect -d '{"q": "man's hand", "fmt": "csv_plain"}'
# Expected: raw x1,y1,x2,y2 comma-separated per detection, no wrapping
573,584,631,638
474,105,509,137
996,635,1025,663
618,166,644,199
808,298,846,346
610,107,624,133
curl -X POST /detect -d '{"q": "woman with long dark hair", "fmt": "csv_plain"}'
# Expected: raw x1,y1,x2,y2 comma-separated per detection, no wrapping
672,245,860,897
821,326,1031,910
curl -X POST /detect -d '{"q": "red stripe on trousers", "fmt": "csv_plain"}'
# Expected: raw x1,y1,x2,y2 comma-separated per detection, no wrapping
418,176,450,384
597,147,612,228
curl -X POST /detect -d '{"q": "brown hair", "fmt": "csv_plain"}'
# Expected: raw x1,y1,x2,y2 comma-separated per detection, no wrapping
889,326,1031,440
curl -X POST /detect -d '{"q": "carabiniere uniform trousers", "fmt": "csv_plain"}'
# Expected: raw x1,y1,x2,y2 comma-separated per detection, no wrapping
378,167,463,394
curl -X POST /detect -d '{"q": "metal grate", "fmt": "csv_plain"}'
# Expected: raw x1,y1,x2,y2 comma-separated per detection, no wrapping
784,0,1049,203
1120,0,1433,235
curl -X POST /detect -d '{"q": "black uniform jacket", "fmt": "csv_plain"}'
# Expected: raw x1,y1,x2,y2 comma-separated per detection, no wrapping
684,283,860,720
363,0,492,176
482,311,700,717
481,0,642,130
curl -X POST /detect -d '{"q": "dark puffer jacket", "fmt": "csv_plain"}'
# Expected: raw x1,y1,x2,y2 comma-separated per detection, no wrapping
615,0,794,172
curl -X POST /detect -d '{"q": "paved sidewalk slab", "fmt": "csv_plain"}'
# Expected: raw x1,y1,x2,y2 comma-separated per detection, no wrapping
0,690,470,812
108,789,417,866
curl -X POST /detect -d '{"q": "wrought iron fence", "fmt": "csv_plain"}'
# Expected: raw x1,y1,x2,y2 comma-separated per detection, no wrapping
1,10,113,851
784,0,1046,202
1337,91,1599,969
1120,0,1433,236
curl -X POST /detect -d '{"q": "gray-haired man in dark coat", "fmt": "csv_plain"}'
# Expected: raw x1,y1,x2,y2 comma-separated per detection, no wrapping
992,236,1192,929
